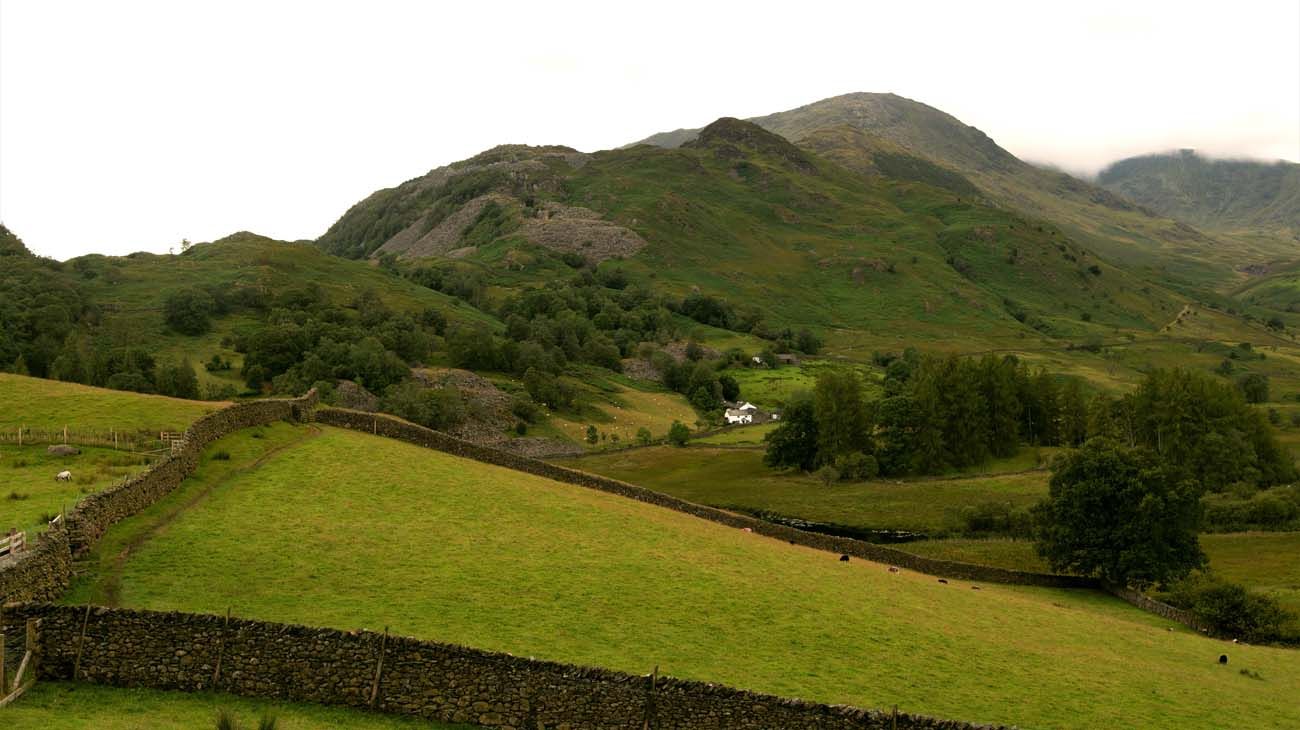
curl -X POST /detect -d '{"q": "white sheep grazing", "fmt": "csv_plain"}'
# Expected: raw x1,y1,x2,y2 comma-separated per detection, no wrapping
55,470,72,482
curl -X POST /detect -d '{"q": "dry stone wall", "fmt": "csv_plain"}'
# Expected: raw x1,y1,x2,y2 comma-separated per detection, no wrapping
3,603,1011,730
315,407,1095,589
0,391,317,603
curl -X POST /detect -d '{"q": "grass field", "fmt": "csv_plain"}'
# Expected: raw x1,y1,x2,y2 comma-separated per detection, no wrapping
691,422,778,446
0,373,221,434
66,425,1300,729
0,444,151,533
546,371,701,447
1201,532,1300,619
905,534,1300,621
557,445,1052,533
8,682,467,729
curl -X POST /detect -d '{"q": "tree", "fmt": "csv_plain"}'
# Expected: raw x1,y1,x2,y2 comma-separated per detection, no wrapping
1033,438,1205,587
163,288,215,335
667,420,690,447
1237,373,1269,404
795,328,822,355
155,359,199,399
763,392,818,471
382,381,464,430
585,425,599,444
718,374,740,402
813,370,871,464
636,427,653,445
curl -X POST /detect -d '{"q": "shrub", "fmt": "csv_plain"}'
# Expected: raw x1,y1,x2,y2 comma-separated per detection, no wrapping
636,427,652,446
212,451,231,461
667,421,690,447
585,425,598,445
958,501,1034,538
815,464,840,486
164,287,215,335
1163,573,1296,643
833,451,878,481
510,396,540,424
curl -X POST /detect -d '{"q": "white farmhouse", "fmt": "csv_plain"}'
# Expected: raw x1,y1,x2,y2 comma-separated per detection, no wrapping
724,408,754,425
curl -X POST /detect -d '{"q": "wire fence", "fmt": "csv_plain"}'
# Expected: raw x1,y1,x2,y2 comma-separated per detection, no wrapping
0,426,166,454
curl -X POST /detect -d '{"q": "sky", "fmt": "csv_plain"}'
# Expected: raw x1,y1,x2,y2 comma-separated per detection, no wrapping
1,1,1298,260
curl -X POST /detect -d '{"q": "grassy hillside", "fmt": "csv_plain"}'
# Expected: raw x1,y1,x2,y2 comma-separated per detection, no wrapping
66,425,1300,729
0,373,221,432
1098,150,1300,237
0,444,151,533
633,92,1291,287
906,534,1300,623
303,108,1300,408
557,445,1052,533
9,682,465,729
564,119,1180,351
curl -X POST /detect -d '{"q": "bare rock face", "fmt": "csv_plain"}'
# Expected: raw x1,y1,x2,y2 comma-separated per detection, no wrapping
332,380,378,412
378,193,516,260
620,358,663,384
518,202,646,263
412,368,516,443
46,445,80,456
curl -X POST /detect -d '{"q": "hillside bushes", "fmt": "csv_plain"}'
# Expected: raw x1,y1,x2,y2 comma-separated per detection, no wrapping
1161,573,1297,643
766,354,1086,479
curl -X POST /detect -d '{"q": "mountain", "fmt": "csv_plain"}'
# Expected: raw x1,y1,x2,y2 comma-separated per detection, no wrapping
1097,150,1300,238
631,92,1287,288
318,116,1187,353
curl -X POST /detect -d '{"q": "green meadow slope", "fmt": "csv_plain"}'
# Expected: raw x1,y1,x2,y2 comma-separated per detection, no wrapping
319,117,1189,356
1098,150,1300,239
635,92,1283,287
67,424,1300,729
0,372,221,432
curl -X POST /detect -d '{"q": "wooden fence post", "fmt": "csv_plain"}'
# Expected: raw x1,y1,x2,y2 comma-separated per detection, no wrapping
25,618,38,681
368,626,389,707
212,607,231,689
643,665,658,730
72,605,91,680
892,704,898,730
16,426,21,448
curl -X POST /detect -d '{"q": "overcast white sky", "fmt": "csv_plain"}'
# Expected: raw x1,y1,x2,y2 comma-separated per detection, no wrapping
2,1,1298,259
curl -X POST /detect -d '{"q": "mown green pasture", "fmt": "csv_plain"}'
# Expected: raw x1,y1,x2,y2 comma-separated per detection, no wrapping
8,682,466,729
0,373,221,434
691,422,779,446
68,426,1300,729
558,445,1052,533
0,444,151,533
906,534,1300,625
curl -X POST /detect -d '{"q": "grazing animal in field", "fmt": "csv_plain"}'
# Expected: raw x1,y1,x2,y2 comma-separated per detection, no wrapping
938,579,948,584
1219,655,1228,665
971,585,981,591
55,470,72,482
887,566,899,573
839,554,850,562
742,527,752,533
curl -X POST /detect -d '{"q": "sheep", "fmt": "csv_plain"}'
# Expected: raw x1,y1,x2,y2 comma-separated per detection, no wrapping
887,566,899,573
55,470,72,482
839,554,850,562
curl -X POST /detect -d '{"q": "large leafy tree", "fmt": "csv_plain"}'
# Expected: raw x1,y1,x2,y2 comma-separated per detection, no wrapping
163,287,215,335
763,392,818,471
1033,438,1205,587
812,370,872,464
